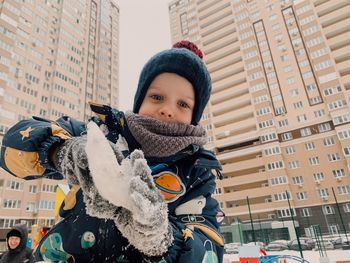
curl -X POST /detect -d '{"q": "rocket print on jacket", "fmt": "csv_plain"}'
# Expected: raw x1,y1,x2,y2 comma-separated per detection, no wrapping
40,233,74,262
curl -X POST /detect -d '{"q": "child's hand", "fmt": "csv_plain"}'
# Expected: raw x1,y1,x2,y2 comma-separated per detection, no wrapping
86,122,163,222
86,122,172,256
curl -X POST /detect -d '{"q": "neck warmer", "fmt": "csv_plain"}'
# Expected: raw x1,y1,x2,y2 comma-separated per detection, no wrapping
125,112,207,158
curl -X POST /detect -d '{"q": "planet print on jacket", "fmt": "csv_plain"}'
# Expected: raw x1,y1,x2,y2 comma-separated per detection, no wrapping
154,171,185,202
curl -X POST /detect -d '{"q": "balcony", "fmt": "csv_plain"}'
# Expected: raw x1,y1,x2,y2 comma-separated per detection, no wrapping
222,158,264,174
223,202,287,217
212,93,251,115
219,171,268,187
215,130,259,149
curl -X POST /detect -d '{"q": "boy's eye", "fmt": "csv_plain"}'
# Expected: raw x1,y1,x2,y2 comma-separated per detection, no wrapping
150,94,162,101
178,101,190,109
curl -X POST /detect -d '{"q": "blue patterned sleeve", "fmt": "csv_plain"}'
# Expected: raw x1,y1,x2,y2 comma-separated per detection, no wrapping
0,116,85,180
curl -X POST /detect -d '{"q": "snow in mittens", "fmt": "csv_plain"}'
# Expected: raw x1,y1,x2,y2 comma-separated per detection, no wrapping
85,122,173,256
86,121,134,210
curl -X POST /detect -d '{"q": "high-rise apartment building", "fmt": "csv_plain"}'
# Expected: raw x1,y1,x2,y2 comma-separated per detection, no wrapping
169,0,350,242
0,0,119,242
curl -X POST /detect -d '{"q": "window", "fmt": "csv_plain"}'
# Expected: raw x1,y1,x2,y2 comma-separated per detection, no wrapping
319,188,329,199
38,200,55,210
288,161,300,169
309,156,320,165
305,142,315,150
260,132,278,142
313,172,325,182
281,55,289,61
327,153,340,162
281,132,293,141
337,185,350,195
343,203,350,213
269,14,277,20
306,84,316,91
330,225,339,235
29,185,37,193
3,199,21,209
259,119,274,129
274,191,291,201
256,107,271,116
287,77,295,85
293,101,303,109
289,89,299,96
300,128,311,137
297,192,308,200
267,161,285,170
267,72,276,79
318,123,331,132
277,208,296,218
292,176,304,185
323,137,335,146
322,205,334,215
271,176,288,185
323,85,342,96
302,71,313,79
284,65,293,73
343,147,350,156
264,146,281,156
275,106,286,115
315,60,332,71
26,202,36,212
285,146,296,154
272,23,280,30
6,181,23,191
314,109,326,118
301,208,312,217
338,129,350,140
309,96,322,105
333,113,350,125
297,114,307,123
299,60,309,68
328,99,347,110
278,119,289,128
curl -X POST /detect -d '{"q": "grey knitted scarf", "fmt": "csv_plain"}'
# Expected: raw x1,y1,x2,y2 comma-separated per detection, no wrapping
125,111,207,158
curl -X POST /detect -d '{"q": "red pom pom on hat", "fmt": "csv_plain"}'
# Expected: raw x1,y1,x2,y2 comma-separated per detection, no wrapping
172,40,203,60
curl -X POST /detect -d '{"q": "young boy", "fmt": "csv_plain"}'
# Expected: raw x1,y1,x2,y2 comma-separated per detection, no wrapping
0,41,224,262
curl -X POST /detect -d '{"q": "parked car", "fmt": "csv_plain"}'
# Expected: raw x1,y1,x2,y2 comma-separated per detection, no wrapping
224,242,241,254
331,237,343,249
266,240,289,251
289,238,314,251
342,241,350,250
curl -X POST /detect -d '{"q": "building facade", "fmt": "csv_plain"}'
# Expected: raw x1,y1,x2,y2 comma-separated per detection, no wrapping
0,0,119,242
169,0,350,242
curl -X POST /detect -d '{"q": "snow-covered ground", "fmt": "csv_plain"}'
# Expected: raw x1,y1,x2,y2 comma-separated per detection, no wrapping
224,249,350,263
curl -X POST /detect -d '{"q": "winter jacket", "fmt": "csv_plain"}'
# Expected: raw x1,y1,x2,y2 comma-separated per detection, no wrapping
0,106,224,263
0,224,34,263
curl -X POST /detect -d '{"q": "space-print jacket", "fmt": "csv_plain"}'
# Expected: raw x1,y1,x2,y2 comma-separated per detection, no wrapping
0,105,225,263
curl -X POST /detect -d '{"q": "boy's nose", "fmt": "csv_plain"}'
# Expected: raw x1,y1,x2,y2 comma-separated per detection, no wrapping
160,107,174,119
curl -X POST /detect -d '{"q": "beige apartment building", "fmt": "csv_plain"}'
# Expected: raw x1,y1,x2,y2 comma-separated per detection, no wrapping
169,0,350,242
0,0,119,243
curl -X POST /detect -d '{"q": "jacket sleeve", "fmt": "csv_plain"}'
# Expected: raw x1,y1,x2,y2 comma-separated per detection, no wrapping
0,116,85,180
162,153,224,263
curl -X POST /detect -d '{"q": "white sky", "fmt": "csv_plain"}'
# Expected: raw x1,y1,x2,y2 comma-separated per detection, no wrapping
118,0,172,111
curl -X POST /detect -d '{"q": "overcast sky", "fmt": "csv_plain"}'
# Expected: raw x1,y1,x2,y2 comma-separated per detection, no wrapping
118,1,172,111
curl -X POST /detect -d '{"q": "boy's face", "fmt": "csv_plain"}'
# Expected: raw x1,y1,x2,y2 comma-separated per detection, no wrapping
8,236,21,249
139,73,195,124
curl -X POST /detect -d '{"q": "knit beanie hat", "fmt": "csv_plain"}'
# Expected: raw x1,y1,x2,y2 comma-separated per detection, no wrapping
133,40,211,125
7,229,21,239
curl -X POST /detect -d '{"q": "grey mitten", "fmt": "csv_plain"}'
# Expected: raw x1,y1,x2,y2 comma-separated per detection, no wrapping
85,122,172,256
53,135,125,220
